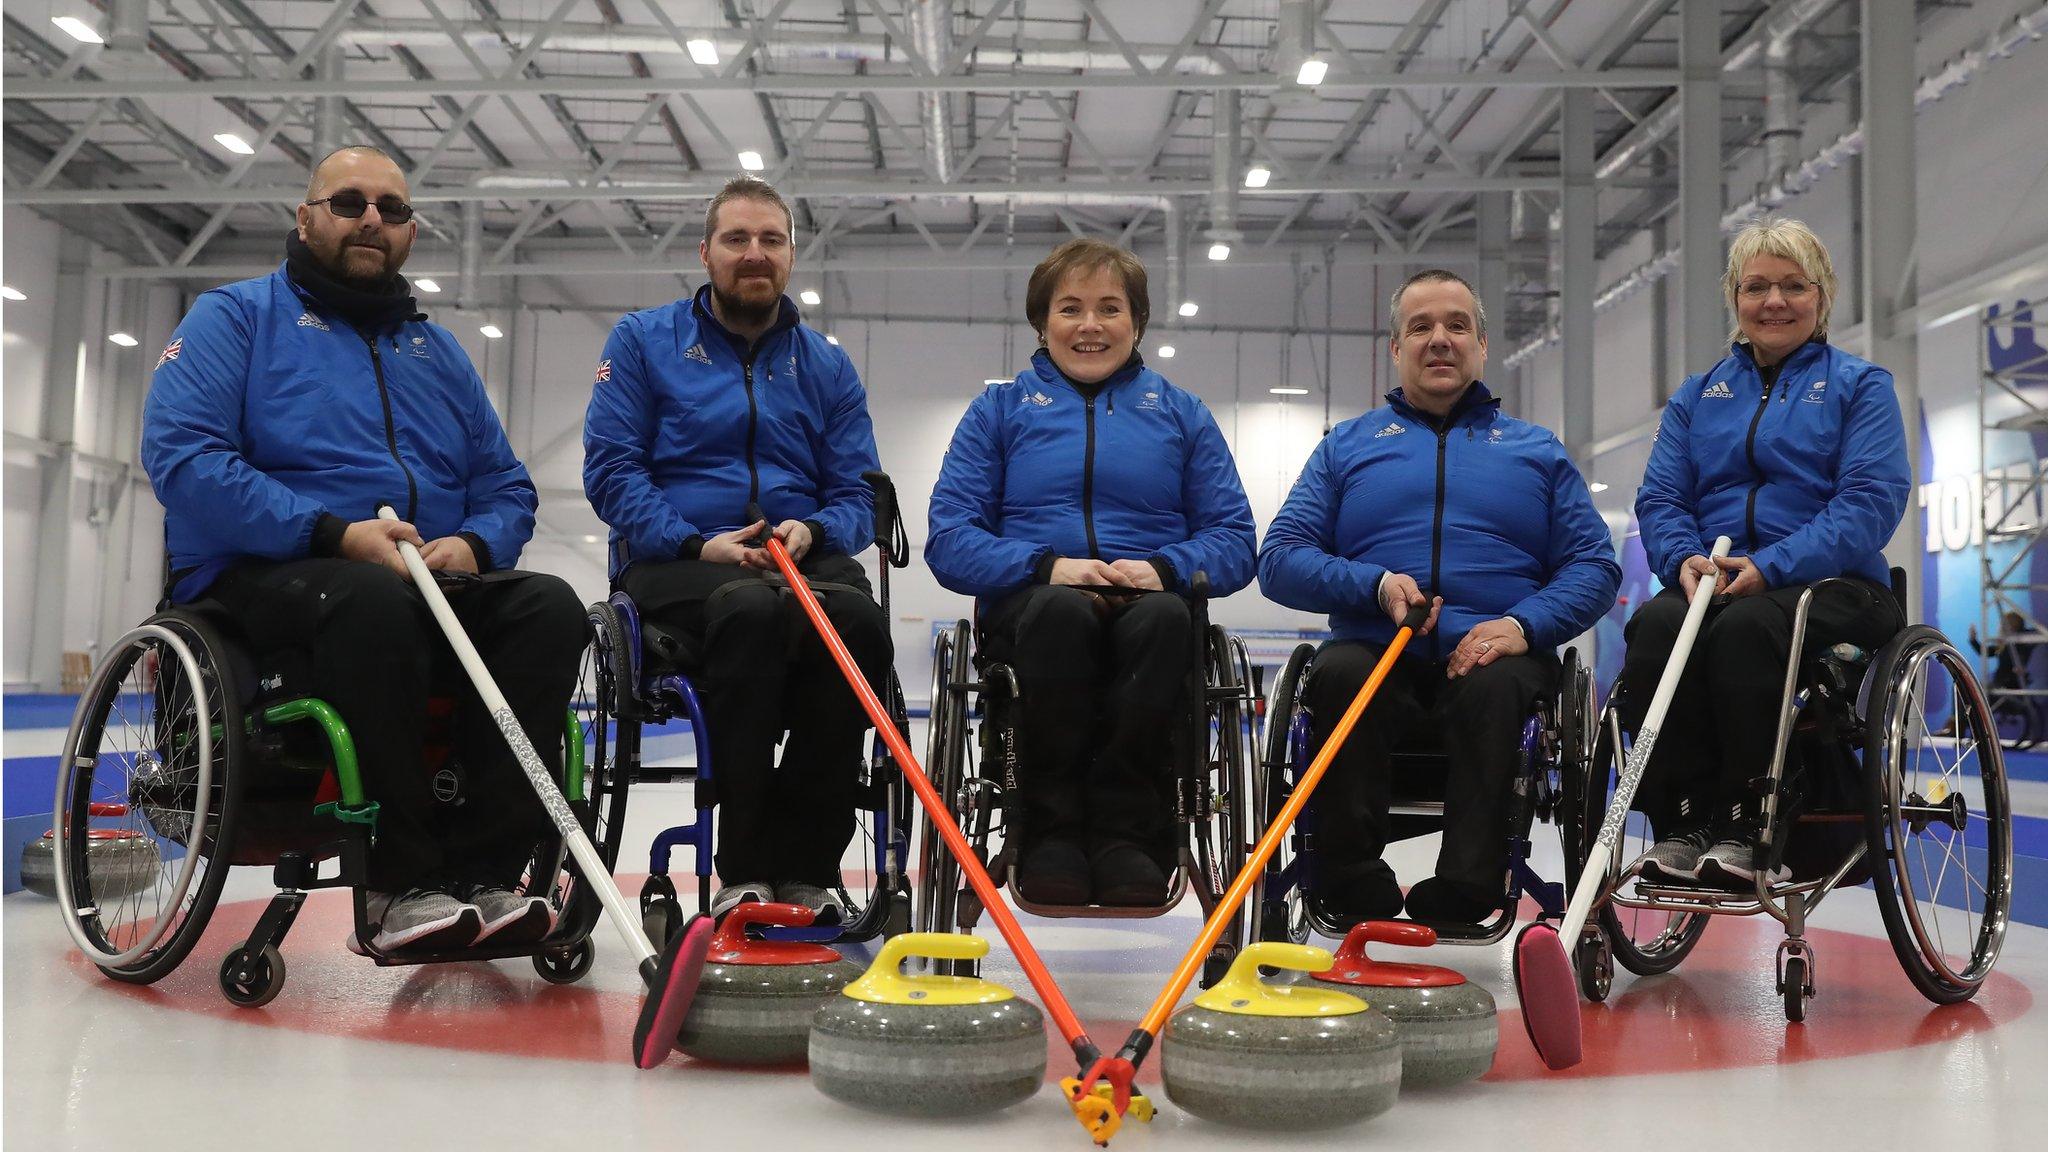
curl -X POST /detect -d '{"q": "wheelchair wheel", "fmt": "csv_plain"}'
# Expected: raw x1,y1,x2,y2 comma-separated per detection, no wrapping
54,611,246,985
1862,626,2012,1004
1188,627,1253,958
1567,697,1708,976
914,621,973,942
1251,643,1314,946
526,605,626,944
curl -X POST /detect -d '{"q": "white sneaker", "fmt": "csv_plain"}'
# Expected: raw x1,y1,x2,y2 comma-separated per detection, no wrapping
710,880,774,918
1695,839,1790,890
1629,827,1714,884
468,886,556,945
365,887,481,952
777,882,846,926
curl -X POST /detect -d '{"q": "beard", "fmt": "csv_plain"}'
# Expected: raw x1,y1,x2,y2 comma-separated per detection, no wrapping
709,266,784,329
315,236,402,287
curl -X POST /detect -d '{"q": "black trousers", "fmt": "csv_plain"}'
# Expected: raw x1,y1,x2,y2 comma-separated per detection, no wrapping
1304,641,1556,891
621,551,890,887
208,559,587,893
978,585,1195,860
1619,578,1903,831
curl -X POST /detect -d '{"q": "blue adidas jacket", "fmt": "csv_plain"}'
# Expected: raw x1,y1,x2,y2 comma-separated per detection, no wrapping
926,350,1256,600
1258,382,1620,657
583,287,880,580
141,265,536,602
1637,340,1909,591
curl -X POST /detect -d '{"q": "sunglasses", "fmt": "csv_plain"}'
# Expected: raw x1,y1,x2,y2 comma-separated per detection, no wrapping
305,190,415,224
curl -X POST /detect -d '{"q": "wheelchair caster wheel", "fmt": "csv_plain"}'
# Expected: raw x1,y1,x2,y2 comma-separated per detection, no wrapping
882,893,912,939
1780,955,1809,1022
534,939,595,985
219,945,285,1008
1574,935,1613,1003
1200,949,1234,990
638,874,678,916
642,899,683,950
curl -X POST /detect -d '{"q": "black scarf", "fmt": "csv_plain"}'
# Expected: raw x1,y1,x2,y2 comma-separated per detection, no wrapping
284,230,424,334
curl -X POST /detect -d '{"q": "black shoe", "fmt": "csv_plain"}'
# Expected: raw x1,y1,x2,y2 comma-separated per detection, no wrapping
1090,841,1169,907
1311,860,1404,921
1403,875,1502,925
1017,838,1091,905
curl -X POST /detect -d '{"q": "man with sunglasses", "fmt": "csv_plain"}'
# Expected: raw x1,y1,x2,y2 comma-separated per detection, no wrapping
141,146,586,954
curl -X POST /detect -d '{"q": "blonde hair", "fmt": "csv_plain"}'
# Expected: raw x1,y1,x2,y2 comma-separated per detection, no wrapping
1724,216,1839,342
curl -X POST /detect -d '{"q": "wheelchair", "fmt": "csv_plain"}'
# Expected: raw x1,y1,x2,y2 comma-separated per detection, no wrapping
50,602,604,1008
915,573,1260,985
579,473,914,946
1250,642,1592,947
1565,572,2013,1022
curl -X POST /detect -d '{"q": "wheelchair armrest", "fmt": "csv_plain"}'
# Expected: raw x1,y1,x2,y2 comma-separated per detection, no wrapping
1190,569,1210,604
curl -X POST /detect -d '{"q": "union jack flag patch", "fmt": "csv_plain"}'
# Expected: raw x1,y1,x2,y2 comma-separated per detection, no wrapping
594,359,611,383
156,338,182,369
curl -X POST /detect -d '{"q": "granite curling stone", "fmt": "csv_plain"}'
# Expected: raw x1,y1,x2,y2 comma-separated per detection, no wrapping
1161,942,1402,1130
1314,920,1498,1087
674,902,865,1064
809,932,1046,1117
21,827,160,899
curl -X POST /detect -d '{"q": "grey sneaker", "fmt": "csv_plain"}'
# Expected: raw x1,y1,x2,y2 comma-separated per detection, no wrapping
777,882,846,926
1630,827,1714,884
1696,838,1790,890
366,887,481,952
468,886,555,945
710,880,774,918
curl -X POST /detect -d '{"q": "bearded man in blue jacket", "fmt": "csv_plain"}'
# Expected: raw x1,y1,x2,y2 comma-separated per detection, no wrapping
1259,270,1620,925
142,146,585,954
583,177,887,922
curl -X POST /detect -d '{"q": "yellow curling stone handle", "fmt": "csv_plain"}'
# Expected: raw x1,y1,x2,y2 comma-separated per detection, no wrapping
842,933,1017,1006
1193,943,1369,1017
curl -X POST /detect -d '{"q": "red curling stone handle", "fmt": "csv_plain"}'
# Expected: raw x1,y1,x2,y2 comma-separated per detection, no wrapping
1313,919,1466,988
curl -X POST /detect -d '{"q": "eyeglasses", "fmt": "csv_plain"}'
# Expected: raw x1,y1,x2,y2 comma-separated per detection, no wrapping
305,190,415,224
1736,279,1816,301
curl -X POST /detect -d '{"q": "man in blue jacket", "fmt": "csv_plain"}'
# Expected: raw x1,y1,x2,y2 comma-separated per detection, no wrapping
583,177,887,921
1259,270,1619,924
142,146,586,953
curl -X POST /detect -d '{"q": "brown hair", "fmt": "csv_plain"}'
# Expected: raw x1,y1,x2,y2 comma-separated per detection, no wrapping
1389,268,1487,338
703,175,794,243
1026,238,1150,342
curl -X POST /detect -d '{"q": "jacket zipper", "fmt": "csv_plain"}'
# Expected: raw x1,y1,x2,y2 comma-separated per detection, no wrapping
366,334,418,522
741,346,762,509
1742,373,1778,551
1082,394,1101,559
1428,422,1450,660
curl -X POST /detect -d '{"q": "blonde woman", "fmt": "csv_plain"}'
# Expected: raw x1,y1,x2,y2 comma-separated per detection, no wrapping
1622,218,1910,889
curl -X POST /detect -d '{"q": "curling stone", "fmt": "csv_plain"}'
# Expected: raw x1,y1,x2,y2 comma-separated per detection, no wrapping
20,827,160,899
1314,921,1497,1087
1161,942,1401,1130
674,902,865,1064
809,932,1046,1116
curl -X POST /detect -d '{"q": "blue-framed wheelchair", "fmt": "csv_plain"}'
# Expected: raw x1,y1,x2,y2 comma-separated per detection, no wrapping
1564,572,2013,1021
576,473,914,946
1249,645,1593,947
49,602,605,1007
915,575,1259,984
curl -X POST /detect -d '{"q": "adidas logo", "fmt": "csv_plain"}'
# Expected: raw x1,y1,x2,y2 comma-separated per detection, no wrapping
1375,421,1406,438
1701,381,1734,398
684,343,713,365
296,312,330,332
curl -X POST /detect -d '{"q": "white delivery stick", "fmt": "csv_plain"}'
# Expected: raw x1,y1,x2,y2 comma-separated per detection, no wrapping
1555,535,1733,948
379,507,655,967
